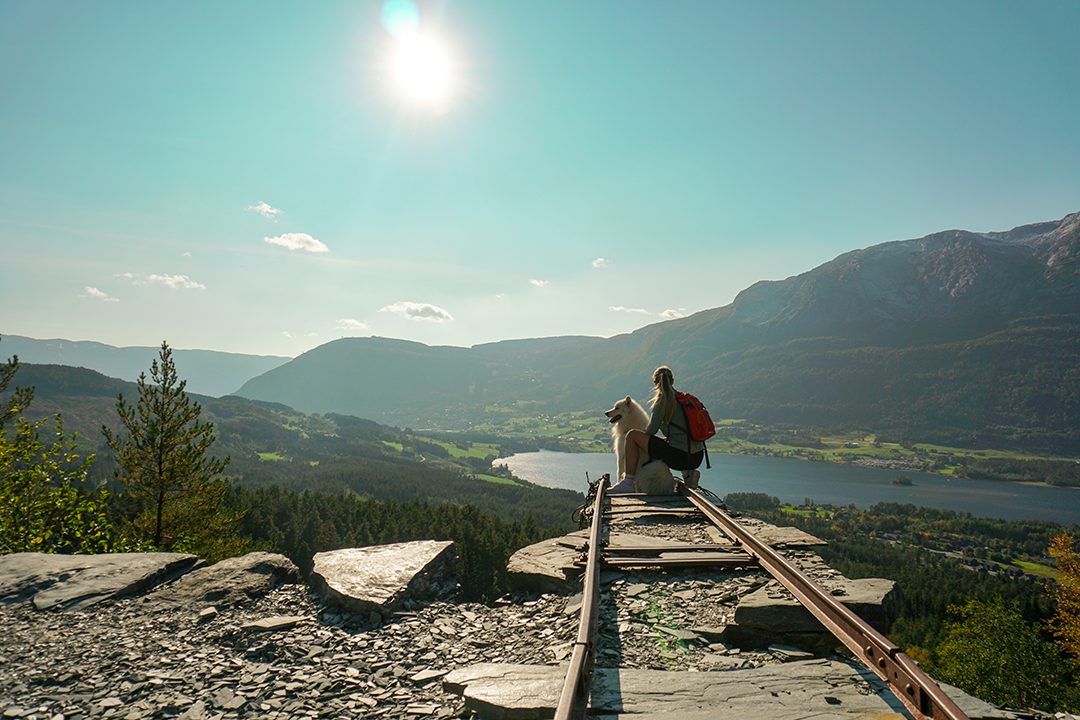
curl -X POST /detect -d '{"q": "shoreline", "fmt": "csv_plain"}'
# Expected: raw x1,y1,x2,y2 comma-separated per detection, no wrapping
503,444,1079,492
713,447,1080,491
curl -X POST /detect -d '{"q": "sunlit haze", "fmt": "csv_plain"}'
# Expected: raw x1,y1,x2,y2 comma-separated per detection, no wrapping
1,1,1078,358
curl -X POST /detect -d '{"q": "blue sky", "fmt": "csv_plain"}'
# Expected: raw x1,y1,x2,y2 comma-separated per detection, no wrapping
2,1,1078,358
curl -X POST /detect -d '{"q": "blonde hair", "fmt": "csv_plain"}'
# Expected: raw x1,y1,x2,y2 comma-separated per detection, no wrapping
649,366,677,425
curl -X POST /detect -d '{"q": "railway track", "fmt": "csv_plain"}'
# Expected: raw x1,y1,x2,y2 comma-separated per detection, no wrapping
555,474,971,720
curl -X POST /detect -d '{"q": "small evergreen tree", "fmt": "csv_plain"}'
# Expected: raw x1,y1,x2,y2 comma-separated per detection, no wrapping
0,346,34,427
102,341,241,557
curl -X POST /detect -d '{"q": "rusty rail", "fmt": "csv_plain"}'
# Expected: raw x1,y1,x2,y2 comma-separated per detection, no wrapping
554,474,609,720
680,484,970,720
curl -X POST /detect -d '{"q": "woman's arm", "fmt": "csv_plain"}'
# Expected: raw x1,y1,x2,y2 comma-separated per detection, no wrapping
645,402,663,436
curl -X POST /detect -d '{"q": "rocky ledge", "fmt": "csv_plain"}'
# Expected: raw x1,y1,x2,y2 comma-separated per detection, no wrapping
0,498,1023,720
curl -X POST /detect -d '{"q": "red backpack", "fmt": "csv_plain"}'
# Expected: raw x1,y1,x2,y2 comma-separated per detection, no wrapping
675,391,716,442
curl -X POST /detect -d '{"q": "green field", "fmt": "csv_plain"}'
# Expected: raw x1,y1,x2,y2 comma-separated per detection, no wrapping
471,473,520,486
467,403,610,452
1013,560,1059,580
431,440,502,460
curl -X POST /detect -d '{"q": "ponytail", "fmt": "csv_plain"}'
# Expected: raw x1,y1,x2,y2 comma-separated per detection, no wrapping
649,366,677,425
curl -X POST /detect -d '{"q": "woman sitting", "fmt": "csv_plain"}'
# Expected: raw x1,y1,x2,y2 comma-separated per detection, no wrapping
610,365,704,494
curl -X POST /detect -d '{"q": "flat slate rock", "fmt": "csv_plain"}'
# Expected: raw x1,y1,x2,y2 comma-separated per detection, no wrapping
139,551,299,610
444,659,907,719
443,660,1005,720
510,530,703,595
734,577,896,635
507,531,589,595
0,552,202,611
239,614,310,631
311,540,455,617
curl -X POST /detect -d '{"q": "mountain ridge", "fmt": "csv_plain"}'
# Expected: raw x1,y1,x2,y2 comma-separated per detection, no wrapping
0,336,290,398
7,211,1078,452
229,211,1079,452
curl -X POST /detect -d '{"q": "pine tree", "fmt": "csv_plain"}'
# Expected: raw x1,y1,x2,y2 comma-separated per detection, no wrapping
102,341,234,552
0,345,34,426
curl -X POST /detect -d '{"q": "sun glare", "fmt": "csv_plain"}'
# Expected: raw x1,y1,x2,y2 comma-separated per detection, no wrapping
392,34,451,103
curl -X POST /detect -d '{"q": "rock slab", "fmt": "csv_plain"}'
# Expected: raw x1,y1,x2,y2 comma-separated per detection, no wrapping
726,577,896,653
0,552,203,611
508,530,705,595
443,660,1010,720
443,659,908,720
734,577,896,633
140,551,299,610
311,540,455,617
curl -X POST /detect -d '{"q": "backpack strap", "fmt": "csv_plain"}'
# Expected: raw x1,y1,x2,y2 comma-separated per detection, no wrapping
670,405,710,469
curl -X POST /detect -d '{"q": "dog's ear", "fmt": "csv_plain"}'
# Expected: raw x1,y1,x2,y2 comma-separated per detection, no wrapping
624,395,631,403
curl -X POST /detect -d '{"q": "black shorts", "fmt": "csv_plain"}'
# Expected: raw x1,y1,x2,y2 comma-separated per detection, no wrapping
647,435,704,472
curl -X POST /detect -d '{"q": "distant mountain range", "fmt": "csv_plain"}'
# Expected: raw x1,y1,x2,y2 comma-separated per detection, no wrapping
227,212,1079,452
6,211,1078,454
0,337,289,398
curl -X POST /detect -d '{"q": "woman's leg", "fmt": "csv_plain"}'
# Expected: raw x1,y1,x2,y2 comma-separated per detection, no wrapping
624,429,650,475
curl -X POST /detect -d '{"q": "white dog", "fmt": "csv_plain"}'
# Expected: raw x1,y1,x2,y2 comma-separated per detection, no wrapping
604,395,676,494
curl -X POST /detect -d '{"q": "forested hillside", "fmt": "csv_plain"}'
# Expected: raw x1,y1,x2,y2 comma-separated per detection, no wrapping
2,355,585,604
5,363,586,532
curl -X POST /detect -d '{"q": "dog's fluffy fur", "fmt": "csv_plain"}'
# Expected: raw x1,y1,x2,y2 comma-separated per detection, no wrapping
605,395,675,494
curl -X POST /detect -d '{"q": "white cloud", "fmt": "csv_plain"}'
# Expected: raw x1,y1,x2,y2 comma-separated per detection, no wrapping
263,233,329,253
609,306,650,315
182,252,191,257
379,301,454,322
81,286,119,302
591,257,609,268
495,293,506,299
336,318,369,331
118,273,206,290
660,308,686,319
282,331,295,339
247,201,283,220
529,279,548,287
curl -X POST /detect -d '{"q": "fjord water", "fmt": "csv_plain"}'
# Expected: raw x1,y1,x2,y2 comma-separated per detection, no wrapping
500,450,1080,527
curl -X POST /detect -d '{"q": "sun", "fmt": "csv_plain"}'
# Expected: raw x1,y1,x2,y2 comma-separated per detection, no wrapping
392,34,451,103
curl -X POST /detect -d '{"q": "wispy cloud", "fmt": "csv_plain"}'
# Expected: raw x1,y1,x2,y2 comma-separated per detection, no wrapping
282,331,318,339
529,279,548,287
609,306,650,315
591,257,609,269
336,318,369,331
379,301,454,322
118,273,206,290
263,233,329,253
246,201,283,220
81,286,119,302
660,308,686,319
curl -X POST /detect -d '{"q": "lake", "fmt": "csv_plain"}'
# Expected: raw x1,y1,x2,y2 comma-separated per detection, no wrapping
499,449,1080,527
